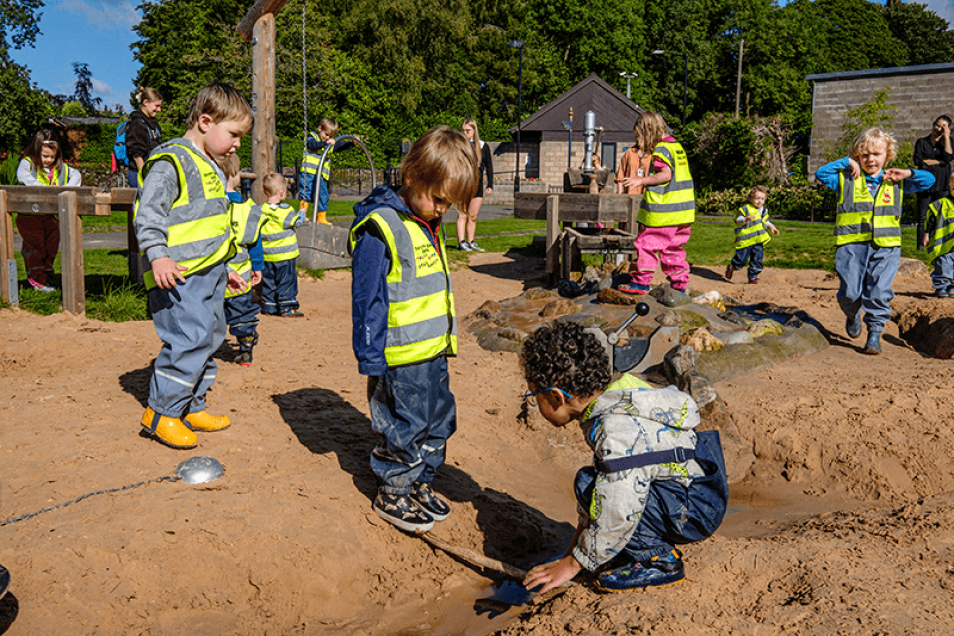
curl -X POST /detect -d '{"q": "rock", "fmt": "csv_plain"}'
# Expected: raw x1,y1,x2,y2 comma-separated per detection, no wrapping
718,309,750,328
747,319,785,338
897,257,929,278
655,309,679,326
541,298,578,317
663,344,696,382
582,266,602,284
523,288,552,301
687,371,718,408
652,285,694,308
716,330,754,346
682,327,724,352
474,300,501,320
693,290,726,312
598,288,641,305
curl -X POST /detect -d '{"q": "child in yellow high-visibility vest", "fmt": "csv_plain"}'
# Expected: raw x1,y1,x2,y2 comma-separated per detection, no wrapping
260,173,304,317
725,186,779,284
922,174,954,298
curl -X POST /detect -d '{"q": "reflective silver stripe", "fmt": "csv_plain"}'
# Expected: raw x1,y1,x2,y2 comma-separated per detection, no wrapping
643,200,695,213
386,314,458,347
155,368,195,388
372,447,422,468
264,243,298,255
387,271,449,303
835,223,873,236
736,227,766,241
872,225,901,238
665,179,695,192
168,231,231,263
262,229,295,241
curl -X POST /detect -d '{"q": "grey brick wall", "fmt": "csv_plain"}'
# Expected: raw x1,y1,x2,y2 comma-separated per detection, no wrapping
809,67,954,175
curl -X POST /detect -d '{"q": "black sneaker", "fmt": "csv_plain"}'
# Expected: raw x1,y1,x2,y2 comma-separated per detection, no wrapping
409,482,450,521
373,493,434,532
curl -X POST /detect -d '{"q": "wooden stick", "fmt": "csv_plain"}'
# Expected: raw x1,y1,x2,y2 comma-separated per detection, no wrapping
418,533,575,588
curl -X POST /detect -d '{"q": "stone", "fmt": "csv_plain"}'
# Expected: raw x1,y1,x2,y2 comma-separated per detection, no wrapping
541,298,578,317
896,257,929,278
474,300,501,320
598,288,641,305
716,330,754,346
747,319,785,338
663,344,696,382
655,310,679,326
652,285,694,308
523,288,552,301
682,327,724,352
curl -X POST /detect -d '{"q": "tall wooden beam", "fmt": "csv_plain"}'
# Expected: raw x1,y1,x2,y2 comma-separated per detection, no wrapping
236,0,289,41
250,13,276,204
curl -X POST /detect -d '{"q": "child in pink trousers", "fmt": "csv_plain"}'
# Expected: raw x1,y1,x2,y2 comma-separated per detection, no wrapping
617,112,695,295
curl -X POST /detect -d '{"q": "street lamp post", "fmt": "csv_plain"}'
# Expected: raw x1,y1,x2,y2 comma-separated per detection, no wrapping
652,49,689,127
619,72,637,99
508,40,525,193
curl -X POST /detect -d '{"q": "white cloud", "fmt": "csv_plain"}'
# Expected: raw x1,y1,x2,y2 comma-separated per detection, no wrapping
56,0,139,32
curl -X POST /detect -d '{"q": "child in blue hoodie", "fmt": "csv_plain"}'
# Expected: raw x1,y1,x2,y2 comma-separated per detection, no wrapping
815,128,934,355
349,126,478,533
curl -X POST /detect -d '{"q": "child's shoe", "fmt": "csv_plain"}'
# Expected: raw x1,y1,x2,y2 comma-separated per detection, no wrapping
409,482,450,521
596,549,685,591
936,288,952,298
748,279,760,285
618,282,650,295
237,334,257,366
845,315,862,339
281,308,304,318
141,407,198,449
183,410,231,432
458,241,473,252
862,332,882,356
724,265,735,281
28,278,55,293
467,241,485,253
373,492,434,533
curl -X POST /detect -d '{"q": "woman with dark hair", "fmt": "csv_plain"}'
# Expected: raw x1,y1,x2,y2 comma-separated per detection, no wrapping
16,129,82,292
457,118,494,252
914,115,952,249
126,86,163,187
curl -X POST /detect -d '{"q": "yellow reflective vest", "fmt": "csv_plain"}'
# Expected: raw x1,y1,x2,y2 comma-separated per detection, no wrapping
28,160,72,186
225,200,265,298
734,204,772,249
302,131,333,181
261,202,300,262
835,172,902,247
638,140,695,227
134,142,233,290
926,196,954,263
349,207,457,367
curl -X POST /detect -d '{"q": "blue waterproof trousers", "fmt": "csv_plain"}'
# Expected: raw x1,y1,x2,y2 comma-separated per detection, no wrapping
834,242,899,336
261,259,299,314
147,264,227,418
730,244,765,282
224,290,260,339
367,356,456,495
931,253,954,292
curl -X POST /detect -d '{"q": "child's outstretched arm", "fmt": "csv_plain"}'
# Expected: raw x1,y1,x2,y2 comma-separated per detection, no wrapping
621,163,672,191
884,168,935,193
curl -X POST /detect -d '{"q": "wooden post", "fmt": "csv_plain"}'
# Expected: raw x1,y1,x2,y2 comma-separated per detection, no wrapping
250,13,276,204
0,190,12,304
624,195,639,234
58,191,85,315
546,194,560,283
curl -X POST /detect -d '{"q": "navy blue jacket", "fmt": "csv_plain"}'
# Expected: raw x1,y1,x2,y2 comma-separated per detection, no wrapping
350,185,444,376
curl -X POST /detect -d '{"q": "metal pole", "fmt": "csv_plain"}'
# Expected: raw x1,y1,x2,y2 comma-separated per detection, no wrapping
735,39,745,118
682,53,689,127
515,47,523,193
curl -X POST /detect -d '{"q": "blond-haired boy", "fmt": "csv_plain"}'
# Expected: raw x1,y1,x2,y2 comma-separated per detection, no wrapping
299,117,355,224
260,172,304,317
134,81,253,449
815,127,935,354
350,126,477,532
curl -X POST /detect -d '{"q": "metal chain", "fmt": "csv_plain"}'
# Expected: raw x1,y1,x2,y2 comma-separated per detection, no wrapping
302,0,308,138
0,476,179,527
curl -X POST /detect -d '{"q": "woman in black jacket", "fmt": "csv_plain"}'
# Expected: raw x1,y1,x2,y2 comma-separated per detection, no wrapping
457,118,494,252
126,86,163,187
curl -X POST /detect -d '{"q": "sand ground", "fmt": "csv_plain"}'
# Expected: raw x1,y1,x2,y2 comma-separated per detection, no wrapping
2,252,954,635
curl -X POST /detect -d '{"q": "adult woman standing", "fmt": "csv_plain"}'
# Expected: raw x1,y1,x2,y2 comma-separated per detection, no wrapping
16,129,81,292
914,115,952,249
125,87,163,187
458,118,494,252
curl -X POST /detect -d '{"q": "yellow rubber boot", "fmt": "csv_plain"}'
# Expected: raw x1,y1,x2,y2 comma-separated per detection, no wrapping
141,407,198,450
299,201,310,217
316,210,331,225
184,410,231,432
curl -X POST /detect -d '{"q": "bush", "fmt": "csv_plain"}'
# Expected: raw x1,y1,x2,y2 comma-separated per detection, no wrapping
698,184,830,221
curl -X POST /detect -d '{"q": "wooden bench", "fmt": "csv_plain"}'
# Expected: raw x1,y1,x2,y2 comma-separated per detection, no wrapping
0,186,138,314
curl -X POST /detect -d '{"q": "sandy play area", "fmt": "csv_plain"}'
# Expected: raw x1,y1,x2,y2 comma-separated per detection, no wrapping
2,251,954,635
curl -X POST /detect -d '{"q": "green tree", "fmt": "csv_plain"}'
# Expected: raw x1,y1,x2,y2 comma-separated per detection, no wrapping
883,1,954,65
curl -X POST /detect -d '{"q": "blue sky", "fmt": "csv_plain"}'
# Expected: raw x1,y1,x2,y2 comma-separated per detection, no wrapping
8,0,954,114
10,0,141,112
